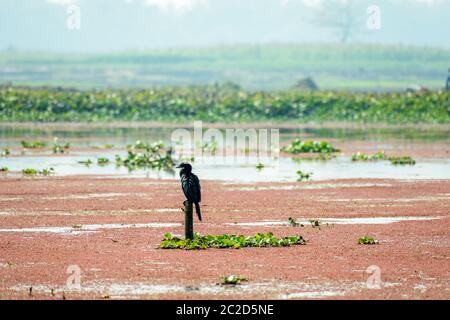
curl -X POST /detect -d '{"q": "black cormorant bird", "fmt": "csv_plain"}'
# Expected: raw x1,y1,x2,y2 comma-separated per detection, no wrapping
176,163,202,221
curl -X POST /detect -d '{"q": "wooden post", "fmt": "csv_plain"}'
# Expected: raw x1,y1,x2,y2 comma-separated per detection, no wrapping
184,200,194,240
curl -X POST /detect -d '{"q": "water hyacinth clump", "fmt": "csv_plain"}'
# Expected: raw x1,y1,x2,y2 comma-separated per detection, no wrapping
389,156,416,165
116,141,174,170
352,152,416,166
22,168,55,176
358,236,379,245
1,148,11,157
296,170,312,182
21,140,47,149
52,142,70,154
352,151,389,162
159,232,305,250
97,157,111,166
282,139,339,154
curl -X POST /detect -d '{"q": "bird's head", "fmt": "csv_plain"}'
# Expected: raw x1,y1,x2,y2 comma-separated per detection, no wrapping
176,163,192,173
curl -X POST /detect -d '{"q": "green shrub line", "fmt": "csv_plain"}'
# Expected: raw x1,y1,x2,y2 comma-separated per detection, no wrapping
1,86,449,123
159,232,306,250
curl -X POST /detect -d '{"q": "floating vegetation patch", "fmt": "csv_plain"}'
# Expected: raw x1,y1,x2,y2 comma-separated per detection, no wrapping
389,156,416,165
22,168,39,175
256,163,265,170
291,154,336,164
22,168,54,176
352,152,416,166
282,139,339,154
358,236,379,245
52,142,70,154
200,141,218,154
352,151,388,162
159,232,305,250
78,159,93,167
220,275,248,286
20,140,47,149
116,141,174,170
127,140,151,150
296,170,312,182
1,148,10,157
97,157,111,166
93,144,114,150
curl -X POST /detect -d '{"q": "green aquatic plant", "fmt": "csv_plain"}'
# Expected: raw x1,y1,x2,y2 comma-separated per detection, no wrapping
92,144,114,150
52,142,70,154
22,168,54,176
291,153,336,164
256,163,265,170
288,217,303,227
127,140,150,150
352,151,388,162
200,141,218,154
1,148,11,157
1,86,449,124
296,170,312,182
21,140,47,149
40,168,55,176
0,167,8,172
159,232,305,250
389,156,416,165
97,157,111,166
352,152,416,166
116,141,174,170
282,139,339,154
358,236,379,245
22,168,38,175
78,159,93,166
220,275,248,286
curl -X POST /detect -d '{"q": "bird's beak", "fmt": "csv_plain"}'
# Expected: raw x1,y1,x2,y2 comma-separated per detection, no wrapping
176,164,182,169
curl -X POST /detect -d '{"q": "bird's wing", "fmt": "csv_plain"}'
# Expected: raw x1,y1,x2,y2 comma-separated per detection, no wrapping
181,174,195,201
181,173,201,203
192,174,201,202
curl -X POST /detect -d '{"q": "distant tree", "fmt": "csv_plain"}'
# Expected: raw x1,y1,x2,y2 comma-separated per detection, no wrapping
310,0,364,43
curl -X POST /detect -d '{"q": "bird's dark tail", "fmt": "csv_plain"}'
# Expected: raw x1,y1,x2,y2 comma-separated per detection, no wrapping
195,203,202,221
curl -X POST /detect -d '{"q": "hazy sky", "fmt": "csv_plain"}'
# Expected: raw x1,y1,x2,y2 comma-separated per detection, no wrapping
0,0,449,52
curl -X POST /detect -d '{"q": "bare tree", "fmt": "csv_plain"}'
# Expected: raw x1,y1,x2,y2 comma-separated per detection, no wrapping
310,0,364,43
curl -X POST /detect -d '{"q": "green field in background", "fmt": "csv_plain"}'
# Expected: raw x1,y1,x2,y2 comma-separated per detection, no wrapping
1,43,449,91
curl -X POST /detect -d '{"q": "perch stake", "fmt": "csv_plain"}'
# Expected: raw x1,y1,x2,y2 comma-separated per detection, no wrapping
184,200,194,240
